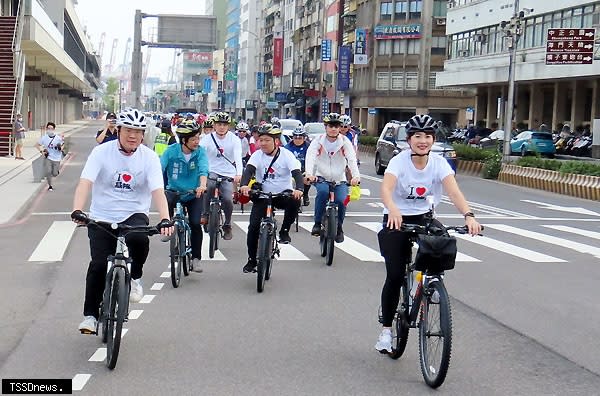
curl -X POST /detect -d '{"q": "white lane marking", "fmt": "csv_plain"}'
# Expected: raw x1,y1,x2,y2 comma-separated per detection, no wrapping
88,348,106,362
139,295,155,304
521,199,600,216
453,233,565,263
367,202,385,208
129,310,143,319
28,221,77,262
356,222,481,262
544,225,600,240
361,174,383,182
485,224,600,259
299,222,383,262
200,231,227,260
360,188,371,196
159,272,170,278
72,374,91,391
121,328,129,338
150,282,164,291
235,221,309,260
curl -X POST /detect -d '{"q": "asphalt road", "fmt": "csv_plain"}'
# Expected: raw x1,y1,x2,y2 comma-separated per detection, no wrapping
1,123,599,394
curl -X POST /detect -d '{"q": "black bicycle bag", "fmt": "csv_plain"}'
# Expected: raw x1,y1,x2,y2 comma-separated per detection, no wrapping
414,235,457,272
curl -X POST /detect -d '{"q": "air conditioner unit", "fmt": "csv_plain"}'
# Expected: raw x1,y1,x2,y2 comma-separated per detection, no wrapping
436,18,447,26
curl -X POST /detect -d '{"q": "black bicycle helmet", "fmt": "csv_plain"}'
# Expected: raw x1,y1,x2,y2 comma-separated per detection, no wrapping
405,114,437,136
203,118,214,128
212,111,231,124
323,112,343,125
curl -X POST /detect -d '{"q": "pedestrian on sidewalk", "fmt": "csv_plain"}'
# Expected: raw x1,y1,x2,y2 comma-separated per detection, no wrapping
13,112,25,159
95,112,118,144
35,122,64,191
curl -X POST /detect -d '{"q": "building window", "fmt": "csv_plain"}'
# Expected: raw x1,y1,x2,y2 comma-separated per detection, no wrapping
409,0,423,19
428,72,438,90
433,0,447,17
431,36,446,55
405,71,418,90
407,39,421,54
376,72,389,90
327,15,337,32
395,1,408,20
391,72,403,90
378,39,392,55
380,2,392,20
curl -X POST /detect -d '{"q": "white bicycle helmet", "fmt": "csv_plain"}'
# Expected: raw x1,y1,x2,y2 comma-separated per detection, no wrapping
236,121,249,131
340,114,352,126
117,108,146,130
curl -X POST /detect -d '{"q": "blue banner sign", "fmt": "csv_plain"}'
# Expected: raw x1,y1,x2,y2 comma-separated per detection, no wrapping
321,39,332,61
256,72,264,90
337,45,352,91
274,92,287,102
374,24,422,40
203,78,212,93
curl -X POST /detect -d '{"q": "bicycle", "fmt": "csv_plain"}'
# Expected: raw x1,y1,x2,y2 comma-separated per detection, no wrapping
312,177,349,266
379,219,483,388
206,175,234,259
75,217,159,370
166,190,195,288
249,190,292,293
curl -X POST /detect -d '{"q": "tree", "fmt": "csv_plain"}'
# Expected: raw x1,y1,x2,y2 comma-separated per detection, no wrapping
103,78,120,112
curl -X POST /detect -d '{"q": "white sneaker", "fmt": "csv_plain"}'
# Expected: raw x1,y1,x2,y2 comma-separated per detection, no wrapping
192,258,203,273
78,315,97,334
375,328,393,353
130,278,144,303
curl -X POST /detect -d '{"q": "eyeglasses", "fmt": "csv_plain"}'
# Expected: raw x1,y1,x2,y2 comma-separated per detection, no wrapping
47,127,55,130
293,135,304,138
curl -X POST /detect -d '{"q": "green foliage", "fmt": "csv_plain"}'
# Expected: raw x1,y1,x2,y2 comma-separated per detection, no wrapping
482,151,502,179
452,144,495,161
358,135,378,146
516,157,600,176
103,78,119,112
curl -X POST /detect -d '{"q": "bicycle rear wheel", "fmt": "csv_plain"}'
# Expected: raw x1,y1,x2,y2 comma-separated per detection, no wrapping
106,267,127,370
208,203,220,259
256,227,270,293
389,281,409,359
170,225,182,288
324,211,336,266
418,279,452,388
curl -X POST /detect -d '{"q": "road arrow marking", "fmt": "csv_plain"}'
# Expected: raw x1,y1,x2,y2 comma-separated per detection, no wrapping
521,199,600,216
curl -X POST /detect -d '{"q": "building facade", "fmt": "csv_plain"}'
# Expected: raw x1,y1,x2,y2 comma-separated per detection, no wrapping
224,0,241,113
438,0,600,134
235,0,261,120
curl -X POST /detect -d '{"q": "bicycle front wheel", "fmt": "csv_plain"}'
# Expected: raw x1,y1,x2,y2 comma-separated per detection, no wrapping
325,211,336,266
106,267,127,370
181,227,190,277
208,203,220,259
170,225,182,288
256,227,270,293
418,279,452,388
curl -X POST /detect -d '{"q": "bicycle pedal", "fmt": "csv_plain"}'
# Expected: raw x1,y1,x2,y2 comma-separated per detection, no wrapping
79,329,97,335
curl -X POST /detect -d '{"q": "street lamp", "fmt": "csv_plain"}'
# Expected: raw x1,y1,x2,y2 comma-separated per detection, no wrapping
501,4,533,162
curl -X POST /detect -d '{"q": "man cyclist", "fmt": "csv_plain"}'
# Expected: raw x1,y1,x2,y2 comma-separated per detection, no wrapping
199,111,243,240
305,112,360,243
239,124,304,273
375,114,481,353
284,126,311,206
161,120,209,273
236,121,251,165
340,114,359,166
72,108,173,334
201,117,214,142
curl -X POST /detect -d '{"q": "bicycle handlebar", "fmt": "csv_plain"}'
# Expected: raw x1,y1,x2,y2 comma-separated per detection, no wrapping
249,190,294,199
75,217,161,237
311,176,350,186
208,175,234,183
397,223,484,235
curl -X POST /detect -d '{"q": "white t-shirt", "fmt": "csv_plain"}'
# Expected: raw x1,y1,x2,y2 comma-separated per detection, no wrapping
80,140,164,223
38,134,64,161
383,150,454,216
248,147,300,193
199,131,243,177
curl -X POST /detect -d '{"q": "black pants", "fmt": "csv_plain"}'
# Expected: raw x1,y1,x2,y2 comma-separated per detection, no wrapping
378,214,444,327
83,213,150,319
247,195,300,260
166,191,204,260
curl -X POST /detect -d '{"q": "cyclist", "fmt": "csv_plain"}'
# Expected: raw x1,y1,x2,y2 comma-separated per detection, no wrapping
374,114,481,353
248,125,260,154
161,120,209,273
305,112,360,243
340,114,359,166
72,108,173,334
239,124,304,273
201,117,214,141
199,111,243,240
154,119,177,157
284,126,311,206
236,121,251,165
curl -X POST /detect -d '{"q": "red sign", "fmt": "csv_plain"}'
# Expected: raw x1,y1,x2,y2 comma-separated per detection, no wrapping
273,37,284,77
546,28,594,65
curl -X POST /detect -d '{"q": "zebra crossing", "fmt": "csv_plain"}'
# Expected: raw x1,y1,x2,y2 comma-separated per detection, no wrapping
28,217,600,265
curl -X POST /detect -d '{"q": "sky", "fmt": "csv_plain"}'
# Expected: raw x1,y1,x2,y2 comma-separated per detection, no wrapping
75,0,208,82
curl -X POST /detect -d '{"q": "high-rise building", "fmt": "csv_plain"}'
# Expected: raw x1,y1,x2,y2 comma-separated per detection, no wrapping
236,0,261,120
205,0,228,50
225,0,241,112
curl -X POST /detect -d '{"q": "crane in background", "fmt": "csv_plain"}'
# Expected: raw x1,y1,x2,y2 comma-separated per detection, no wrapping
120,37,132,81
105,38,118,74
97,32,105,64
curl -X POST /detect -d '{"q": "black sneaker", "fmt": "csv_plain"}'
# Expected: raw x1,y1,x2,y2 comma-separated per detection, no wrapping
243,259,257,273
311,223,321,236
223,225,233,240
48,186,54,192
303,197,310,206
279,230,291,244
335,226,344,243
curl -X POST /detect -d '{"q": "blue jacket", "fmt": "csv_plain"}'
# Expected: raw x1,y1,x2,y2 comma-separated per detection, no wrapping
161,144,209,198
284,141,310,171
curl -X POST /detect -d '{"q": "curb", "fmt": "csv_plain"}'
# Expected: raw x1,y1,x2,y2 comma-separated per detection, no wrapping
456,160,484,177
498,164,600,201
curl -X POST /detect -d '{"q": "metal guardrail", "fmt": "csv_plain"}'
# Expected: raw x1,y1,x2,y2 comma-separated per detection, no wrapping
7,0,26,156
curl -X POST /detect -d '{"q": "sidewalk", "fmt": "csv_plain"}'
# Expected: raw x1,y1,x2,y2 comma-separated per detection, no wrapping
0,120,92,225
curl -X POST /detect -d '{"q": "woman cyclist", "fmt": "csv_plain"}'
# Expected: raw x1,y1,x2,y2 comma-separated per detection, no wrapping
375,114,481,353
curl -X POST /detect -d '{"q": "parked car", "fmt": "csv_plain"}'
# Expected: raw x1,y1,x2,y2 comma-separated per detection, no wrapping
375,121,457,175
509,131,556,157
278,119,303,139
303,122,326,141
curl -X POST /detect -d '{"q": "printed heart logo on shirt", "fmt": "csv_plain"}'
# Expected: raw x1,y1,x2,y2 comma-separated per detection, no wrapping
218,148,224,154
415,187,426,196
268,167,275,174
122,174,132,183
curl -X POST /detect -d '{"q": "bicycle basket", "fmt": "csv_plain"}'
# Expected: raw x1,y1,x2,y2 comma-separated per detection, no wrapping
414,235,457,272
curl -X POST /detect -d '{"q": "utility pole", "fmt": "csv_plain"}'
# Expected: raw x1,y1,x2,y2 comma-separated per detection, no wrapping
131,9,143,110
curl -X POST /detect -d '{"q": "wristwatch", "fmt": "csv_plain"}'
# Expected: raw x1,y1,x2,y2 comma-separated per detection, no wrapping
463,212,475,219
